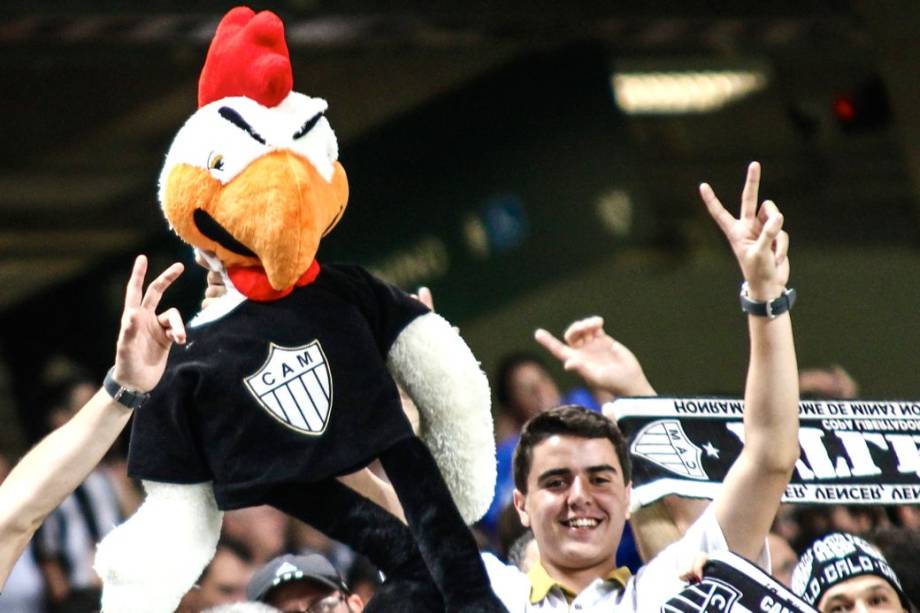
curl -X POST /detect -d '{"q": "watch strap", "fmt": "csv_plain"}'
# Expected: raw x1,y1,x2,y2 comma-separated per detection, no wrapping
739,282,797,319
103,367,150,410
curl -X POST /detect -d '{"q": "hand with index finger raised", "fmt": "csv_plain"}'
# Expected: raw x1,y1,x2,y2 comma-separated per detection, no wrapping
113,255,186,393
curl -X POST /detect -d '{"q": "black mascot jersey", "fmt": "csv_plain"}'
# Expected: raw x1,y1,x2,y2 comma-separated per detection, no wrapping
127,264,429,510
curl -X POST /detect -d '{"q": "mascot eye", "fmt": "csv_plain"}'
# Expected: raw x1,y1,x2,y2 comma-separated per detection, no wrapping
207,153,225,171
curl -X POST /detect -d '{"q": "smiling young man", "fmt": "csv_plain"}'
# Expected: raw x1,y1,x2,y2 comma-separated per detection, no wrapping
481,162,801,610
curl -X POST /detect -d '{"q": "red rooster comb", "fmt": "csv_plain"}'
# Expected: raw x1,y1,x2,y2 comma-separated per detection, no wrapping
198,6,293,108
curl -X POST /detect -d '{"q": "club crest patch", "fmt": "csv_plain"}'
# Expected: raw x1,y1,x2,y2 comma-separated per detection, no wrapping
244,340,333,435
632,419,708,480
661,577,741,612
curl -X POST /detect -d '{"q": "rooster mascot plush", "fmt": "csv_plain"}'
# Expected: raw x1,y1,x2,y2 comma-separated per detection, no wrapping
94,7,505,612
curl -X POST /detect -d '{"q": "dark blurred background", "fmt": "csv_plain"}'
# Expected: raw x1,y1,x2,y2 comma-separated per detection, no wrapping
0,1,918,449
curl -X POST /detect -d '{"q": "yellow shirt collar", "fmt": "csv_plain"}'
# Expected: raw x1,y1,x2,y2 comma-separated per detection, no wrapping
526,561,631,604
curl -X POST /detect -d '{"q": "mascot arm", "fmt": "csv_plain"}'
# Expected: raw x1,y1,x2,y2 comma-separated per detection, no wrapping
95,481,223,613
386,312,496,525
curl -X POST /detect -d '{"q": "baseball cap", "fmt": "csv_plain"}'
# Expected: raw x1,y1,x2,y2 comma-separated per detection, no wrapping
246,553,348,602
790,532,909,610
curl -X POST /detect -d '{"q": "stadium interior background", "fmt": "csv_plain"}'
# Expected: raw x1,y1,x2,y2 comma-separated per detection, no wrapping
0,1,918,449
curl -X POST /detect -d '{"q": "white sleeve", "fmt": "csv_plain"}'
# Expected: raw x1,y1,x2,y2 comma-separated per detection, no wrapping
629,506,770,610
480,552,529,612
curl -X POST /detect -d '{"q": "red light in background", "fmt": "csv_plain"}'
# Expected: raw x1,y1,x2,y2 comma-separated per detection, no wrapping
831,77,890,132
833,96,856,122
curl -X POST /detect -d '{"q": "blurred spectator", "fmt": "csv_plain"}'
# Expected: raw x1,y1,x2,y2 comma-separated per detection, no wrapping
871,527,920,611
890,506,920,530
344,557,380,607
288,518,354,576
506,530,538,573
791,531,912,612
798,365,859,399
179,538,255,612
203,603,280,613
33,374,124,612
495,498,527,559
830,504,890,536
766,532,798,587
772,504,801,550
223,506,290,566
247,553,363,612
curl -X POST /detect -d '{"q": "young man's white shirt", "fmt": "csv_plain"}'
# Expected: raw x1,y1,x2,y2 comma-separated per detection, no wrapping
482,506,770,612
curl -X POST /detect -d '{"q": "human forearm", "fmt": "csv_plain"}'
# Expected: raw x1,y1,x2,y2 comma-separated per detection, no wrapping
713,312,799,559
0,389,130,586
0,389,130,536
743,313,799,472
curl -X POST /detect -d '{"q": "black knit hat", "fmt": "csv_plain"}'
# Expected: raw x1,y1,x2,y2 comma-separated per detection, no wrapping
790,532,909,610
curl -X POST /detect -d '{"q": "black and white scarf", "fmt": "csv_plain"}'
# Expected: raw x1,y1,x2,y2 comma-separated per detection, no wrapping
611,397,920,508
662,551,817,612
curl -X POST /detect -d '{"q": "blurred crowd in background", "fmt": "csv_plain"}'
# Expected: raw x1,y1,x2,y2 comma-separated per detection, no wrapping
2,339,918,612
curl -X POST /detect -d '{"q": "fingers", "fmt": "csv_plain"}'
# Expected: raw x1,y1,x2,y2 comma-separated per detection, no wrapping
754,202,784,254
563,316,604,346
757,198,780,224
563,356,584,373
774,229,789,265
534,328,571,363
698,183,735,237
678,552,710,583
140,262,185,311
124,255,148,311
158,308,187,345
417,286,434,311
740,161,761,220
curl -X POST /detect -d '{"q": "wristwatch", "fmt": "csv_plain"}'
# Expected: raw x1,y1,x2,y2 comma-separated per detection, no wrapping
103,366,150,410
739,282,797,319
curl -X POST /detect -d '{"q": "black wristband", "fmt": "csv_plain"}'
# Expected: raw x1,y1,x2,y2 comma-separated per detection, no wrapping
739,282,796,319
103,366,150,410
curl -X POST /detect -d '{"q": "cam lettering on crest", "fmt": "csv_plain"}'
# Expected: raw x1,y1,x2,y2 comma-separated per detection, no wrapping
244,341,333,435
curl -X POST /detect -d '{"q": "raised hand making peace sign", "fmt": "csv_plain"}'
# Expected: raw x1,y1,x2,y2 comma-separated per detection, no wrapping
699,162,790,301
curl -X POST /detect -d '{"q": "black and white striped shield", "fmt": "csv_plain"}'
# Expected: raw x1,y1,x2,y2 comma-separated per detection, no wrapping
245,340,333,435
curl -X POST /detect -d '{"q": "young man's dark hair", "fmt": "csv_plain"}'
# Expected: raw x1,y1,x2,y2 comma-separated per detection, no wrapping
512,404,631,493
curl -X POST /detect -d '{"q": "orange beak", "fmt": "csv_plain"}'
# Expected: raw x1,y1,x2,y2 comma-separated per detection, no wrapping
163,151,349,290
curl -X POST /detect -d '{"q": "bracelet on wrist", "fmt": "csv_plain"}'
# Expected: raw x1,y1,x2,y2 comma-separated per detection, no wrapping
739,282,796,319
103,366,150,410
